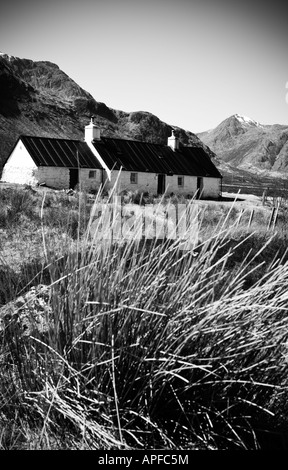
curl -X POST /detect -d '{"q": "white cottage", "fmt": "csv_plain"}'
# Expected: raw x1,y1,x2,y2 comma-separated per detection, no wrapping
1,119,222,197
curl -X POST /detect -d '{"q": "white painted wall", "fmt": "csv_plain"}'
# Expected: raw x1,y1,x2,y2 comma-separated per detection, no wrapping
1,140,38,185
202,177,222,198
79,168,103,192
166,175,221,198
37,167,103,190
109,170,158,194
105,171,221,198
166,175,197,195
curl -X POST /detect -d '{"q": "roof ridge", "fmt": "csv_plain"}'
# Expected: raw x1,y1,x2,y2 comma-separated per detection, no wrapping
100,136,166,146
20,135,84,143
19,134,204,150
100,136,203,150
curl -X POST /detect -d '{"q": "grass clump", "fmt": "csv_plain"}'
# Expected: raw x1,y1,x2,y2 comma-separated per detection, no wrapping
1,186,288,449
0,186,40,228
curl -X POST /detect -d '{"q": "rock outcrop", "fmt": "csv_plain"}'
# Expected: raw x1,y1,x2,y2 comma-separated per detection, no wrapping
0,284,52,338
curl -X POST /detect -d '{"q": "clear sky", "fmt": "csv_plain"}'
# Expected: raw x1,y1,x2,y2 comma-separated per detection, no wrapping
0,0,288,133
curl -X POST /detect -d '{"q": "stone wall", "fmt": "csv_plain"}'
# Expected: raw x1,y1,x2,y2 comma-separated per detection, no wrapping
37,166,69,189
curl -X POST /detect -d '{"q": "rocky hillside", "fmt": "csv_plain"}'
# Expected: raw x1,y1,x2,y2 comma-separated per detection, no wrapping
198,114,288,174
0,53,215,173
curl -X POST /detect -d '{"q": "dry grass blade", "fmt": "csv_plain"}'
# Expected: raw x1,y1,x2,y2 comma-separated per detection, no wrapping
2,186,288,449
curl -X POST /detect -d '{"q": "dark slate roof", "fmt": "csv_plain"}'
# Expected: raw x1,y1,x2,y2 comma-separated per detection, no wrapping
15,135,221,178
93,137,222,178
20,136,102,168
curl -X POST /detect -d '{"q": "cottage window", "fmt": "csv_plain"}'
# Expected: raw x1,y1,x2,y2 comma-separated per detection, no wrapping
178,176,184,187
89,170,96,178
130,172,138,184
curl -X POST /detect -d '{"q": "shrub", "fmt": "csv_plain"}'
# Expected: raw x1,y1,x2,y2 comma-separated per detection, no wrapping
0,186,40,227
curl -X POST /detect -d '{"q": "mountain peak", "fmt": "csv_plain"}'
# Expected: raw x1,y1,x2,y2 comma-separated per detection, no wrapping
232,114,262,127
198,112,288,175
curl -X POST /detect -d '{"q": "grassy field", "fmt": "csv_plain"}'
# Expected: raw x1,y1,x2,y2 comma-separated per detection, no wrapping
1,183,288,450
222,171,288,198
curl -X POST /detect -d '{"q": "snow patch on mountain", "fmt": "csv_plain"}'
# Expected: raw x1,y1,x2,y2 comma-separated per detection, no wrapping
233,114,262,127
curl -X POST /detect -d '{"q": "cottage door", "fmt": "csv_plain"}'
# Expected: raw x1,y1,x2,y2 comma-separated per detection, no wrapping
196,177,203,199
69,169,79,189
157,174,166,194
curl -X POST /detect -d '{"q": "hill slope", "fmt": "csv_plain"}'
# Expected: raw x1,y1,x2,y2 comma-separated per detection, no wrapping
0,53,215,172
198,114,288,174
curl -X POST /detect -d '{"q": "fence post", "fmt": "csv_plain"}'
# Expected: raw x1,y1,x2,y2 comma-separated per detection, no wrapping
262,189,268,206
268,207,276,230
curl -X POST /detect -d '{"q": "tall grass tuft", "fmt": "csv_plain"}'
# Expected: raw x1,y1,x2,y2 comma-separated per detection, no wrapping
1,187,288,449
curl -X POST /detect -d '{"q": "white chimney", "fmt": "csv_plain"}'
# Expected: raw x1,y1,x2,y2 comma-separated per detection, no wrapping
85,116,101,142
167,130,179,151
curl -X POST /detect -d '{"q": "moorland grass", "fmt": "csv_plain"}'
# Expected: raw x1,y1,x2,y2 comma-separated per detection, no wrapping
1,185,288,449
